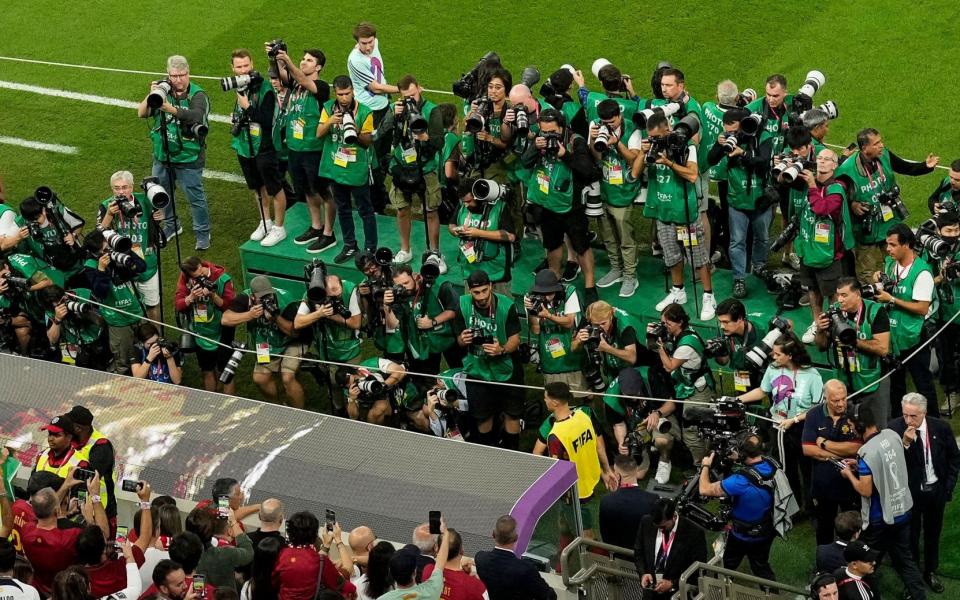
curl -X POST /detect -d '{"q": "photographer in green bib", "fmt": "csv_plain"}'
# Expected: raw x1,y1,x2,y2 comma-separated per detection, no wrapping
227,49,289,248
294,265,362,416
745,74,792,161
524,269,586,392
0,255,42,354
801,109,832,156
927,159,960,215
136,55,211,250
588,99,641,298
868,223,938,419
381,75,446,269
176,257,236,394
81,229,147,375
709,299,763,394
0,193,30,255
814,277,891,426
222,275,306,408
353,250,407,360
834,127,938,283
462,68,514,183
336,357,409,426
522,108,597,297
707,108,774,299
538,67,587,135
98,171,164,323
576,60,640,124
447,178,516,296
571,300,640,389
39,285,109,371
271,46,337,253
925,211,960,410
18,191,85,287
777,127,821,271
649,302,715,466
452,270,522,449
317,76,378,265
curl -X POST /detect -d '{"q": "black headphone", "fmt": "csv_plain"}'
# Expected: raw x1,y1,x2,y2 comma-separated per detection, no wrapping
809,572,836,600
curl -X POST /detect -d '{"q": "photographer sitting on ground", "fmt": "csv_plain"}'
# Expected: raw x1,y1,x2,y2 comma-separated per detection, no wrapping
175,257,236,394
525,269,585,392
447,177,516,295
337,357,411,425
82,229,146,375
39,285,110,370
131,323,183,385
19,193,85,286
571,300,639,388
698,433,779,581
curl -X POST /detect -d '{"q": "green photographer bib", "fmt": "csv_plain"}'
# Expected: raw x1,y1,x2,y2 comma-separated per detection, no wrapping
584,91,638,123
831,300,882,394
149,82,206,164
701,103,728,180
309,281,361,362
455,202,507,282
98,193,158,281
286,85,325,153
643,156,696,224
746,96,794,157
526,139,577,214
438,131,461,186
671,331,714,399
231,78,276,158
726,145,766,211
796,182,846,269
409,282,455,356
83,258,143,327
537,285,583,374
390,100,438,174
595,120,640,208
318,100,374,186
459,292,514,382
46,288,104,347
187,272,230,352
883,255,931,354
243,287,295,355
835,149,899,245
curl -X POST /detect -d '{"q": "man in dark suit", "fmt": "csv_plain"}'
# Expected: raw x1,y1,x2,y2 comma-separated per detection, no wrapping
815,510,862,574
634,498,708,599
475,515,557,600
888,393,960,595
599,455,659,554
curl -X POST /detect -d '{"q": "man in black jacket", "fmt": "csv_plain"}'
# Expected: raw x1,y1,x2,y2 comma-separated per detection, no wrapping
598,455,658,555
888,393,960,594
475,515,556,600
634,498,708,599
815,510,862,575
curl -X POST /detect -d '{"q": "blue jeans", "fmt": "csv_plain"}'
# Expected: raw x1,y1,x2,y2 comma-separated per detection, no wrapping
332,182,377,250
152,161,211,245
728,206,773,279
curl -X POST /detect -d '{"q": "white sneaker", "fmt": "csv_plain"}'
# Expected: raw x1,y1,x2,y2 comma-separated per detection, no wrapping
656,287,687,311
802,322,817,345
700,293,717,321
249,219,273,242
393,249,413,264
260,225,287,247
437,255,448,275
655,460,672,484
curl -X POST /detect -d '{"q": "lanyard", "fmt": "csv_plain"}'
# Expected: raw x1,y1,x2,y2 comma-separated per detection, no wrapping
660,530,676,557
923,425,933,465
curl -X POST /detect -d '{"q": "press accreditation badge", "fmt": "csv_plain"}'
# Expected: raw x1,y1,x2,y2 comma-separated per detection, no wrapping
256,342,271,364
194,303,209,323
335,147,357,167
61,343,78,365
734,370,751,392
537,170,549,194
607,164,623,185
292,118,305,140
461,241,477,263
402,146,417,164
880,203,894,222
546,337,566,359
677,225,698,247
814,222,830,244
249,122,262,138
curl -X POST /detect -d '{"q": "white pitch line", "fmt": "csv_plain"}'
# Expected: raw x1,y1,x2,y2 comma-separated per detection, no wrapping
203,169,245,184
0,135,78,154
0,80,232,123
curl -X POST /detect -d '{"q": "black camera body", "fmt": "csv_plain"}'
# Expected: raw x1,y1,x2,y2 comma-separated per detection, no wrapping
826,305,857,346
115,195,143,220
466,96,494,134
193,276,217,292
704,336,729,358
468,328,495,346
266,39,287,59
259,295,279,316
861,273,895,299
155,338,180,355
526,293,548,316
581,324,609,393
1,275,30,295
541,132,562,156
877,185,908,221
452,51,500,100
646,321,669,350
771,215,801,253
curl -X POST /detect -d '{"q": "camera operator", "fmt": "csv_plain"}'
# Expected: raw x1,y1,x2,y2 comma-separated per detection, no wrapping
701,80,745,261
228,49,288,248
39,285,109,370
386,264,463,378
175,256,236,394
637,113,716,319
337,357,410,425
575,61,639,123
707,108,773,299
271,46,336,252
448,177,515,294
81,229,146,374
814,278,891,427
294,269,361,415
834,127,938,283
776,127,820,270
745,74,791,158
98,171,164,322
353,251,406,360
739,333,823,512
19,194,85,286
795,149,854,344
525,269,585,390
871,223,938,419
380,75,446,267
462,67,514,182
0,192,30,254
136,55,211,249
801,380,863,545
452,270,522,449
523,108,597,295
927,159,960,215
318,75,378,265
131,323,183,384
539,67,586,133
649,303,714,465
926,211,960,411
711,299,764,394
410,369,473,439
603,366,679,484
839,406,927,600
698,433,778,581
588,100,640,297
0,257,33,354
222,275,306,408
572,300,639,387
801,109,831,156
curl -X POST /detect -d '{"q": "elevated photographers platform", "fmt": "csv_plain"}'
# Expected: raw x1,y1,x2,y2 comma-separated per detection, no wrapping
239,203,829,372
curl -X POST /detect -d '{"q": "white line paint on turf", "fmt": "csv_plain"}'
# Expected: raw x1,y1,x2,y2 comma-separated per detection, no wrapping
0,55,456,96
203,170,245,184
0,80,232,123
0,135,78,154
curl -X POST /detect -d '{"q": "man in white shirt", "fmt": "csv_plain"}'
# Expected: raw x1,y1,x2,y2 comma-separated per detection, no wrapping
0,538,41,600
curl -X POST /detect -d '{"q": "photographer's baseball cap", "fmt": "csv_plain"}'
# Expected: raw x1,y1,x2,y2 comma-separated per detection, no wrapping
617,368,646,398
250,276,276,297
66,405,94,427
548,68,574,93
844,540,880,564
41,414,75,435
466,270,491,289
531,269,563,295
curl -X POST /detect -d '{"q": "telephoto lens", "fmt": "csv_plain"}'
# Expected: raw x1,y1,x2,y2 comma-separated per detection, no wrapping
721,134,738,154
109,251,135,269
472,179,509,203
583,183,604,217
220,71,261,92
64,300,93,316
102,229,133,253
219,343,246,384
513,105,530,137
147,81,172,110
141,177,170,210
593,125,611,153
116,196,143,219
340,112,359,145
798,70,826,98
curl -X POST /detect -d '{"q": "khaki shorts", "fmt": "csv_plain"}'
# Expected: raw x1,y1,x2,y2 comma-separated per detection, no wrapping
390,171,442,211
135,271,160,307
253,344,305,375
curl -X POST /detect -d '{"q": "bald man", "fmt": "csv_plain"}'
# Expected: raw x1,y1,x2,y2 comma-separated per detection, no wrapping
348,525,375,568
240,498,286,579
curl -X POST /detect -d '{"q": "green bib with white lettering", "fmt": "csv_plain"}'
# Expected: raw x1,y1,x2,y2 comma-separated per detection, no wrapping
835,149,900,244
231,78,276,158
454,202,507,282
526,137,578,214
700,102,728,180
884,255,931,353
187,272,230,351
459,293,514,382
149,82,206,164
318,100,374,186
595,120,640,208
643,154,696,223
99,193,158,281
83,258,143,327
309,280,361,362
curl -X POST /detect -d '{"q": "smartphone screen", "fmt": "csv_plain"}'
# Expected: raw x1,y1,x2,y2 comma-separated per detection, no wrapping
116,526,129,545
75,468,95,481
428,511,441,535
217,496,230,519
192,575,206,598
325,509,336,532
121,479,140,493
77,490,88,503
